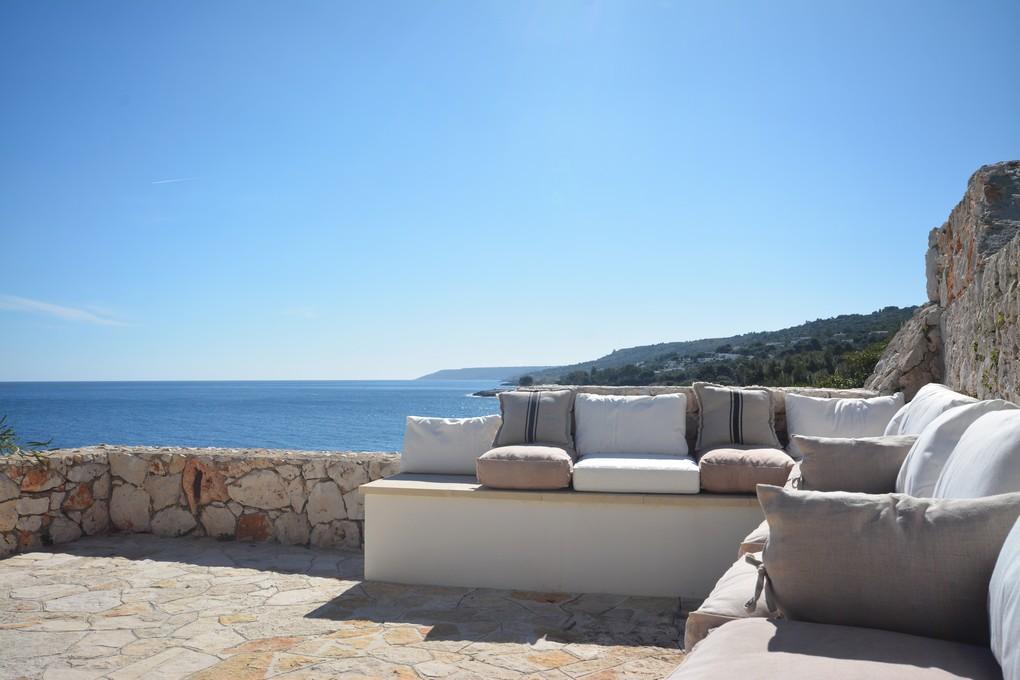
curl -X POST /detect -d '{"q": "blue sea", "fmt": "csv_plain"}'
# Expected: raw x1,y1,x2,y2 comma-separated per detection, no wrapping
0,381,501,452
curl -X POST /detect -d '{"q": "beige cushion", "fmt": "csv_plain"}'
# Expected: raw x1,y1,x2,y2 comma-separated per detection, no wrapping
669,618,1001,680
694,383,780,451
738,519,770,557
757,484,1020,645
990,516,1020,680
792,435,918,493
476,445,573,490
698,446,794,493
493,389,574,449
684,553,771,651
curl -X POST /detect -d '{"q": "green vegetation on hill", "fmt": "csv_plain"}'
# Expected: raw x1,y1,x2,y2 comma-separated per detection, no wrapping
522,306,915,389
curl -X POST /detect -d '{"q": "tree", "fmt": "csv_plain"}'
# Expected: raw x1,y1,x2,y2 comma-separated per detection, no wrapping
518,375,534,387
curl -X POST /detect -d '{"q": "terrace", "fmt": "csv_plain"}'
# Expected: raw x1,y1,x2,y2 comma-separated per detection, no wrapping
0,534,686,680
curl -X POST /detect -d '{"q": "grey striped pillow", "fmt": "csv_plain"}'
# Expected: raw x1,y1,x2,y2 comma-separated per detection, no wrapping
493,389,575,449
694,382,780,452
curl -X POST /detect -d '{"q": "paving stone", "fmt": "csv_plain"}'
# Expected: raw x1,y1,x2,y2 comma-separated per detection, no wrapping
0,534,683,679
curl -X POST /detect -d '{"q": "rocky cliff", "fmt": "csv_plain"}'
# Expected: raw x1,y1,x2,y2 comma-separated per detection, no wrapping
868,160,1020,400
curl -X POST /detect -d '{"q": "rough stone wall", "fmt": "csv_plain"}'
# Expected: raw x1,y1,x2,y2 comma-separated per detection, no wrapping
0,449,110,556
869,160,1020,401
0,446,400,558
865,303,943,399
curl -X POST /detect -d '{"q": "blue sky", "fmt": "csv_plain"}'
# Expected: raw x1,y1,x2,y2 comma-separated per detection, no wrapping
2,1,1019,380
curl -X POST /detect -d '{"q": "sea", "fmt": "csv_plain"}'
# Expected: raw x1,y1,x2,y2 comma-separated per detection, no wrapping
0,381,502,453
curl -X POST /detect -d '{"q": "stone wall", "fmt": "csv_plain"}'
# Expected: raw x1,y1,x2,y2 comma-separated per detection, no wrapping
868,160,1020,401
0,446,399,558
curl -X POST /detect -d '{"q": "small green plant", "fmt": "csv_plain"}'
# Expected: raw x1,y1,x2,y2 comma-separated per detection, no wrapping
0,415,52,461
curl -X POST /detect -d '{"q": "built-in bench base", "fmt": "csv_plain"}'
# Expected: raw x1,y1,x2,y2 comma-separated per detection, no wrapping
362,474,764,598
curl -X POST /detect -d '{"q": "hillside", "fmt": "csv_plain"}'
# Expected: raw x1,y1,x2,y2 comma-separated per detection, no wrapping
417,366,552,381
524,306,917,388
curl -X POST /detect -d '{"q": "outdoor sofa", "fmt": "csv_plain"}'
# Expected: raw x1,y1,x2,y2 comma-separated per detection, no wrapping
362,381,1020,679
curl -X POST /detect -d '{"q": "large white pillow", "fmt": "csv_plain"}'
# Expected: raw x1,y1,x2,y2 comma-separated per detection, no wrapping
784,392,903,459
574,393,688,456
883,383,977,436
896,400,1018,496
990,516,1020,680
933,410,1020,498
400,414,501,475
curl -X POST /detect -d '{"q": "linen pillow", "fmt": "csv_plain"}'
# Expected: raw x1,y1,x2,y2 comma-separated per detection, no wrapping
694,383,780,451
784,392,903,459
400,415,503,475
883,383,977,436
574,393,687,456
492,389,575,449
990,516,1020,680
792,434,918,493
933,409,1020,499
897,400,1018,497
755,484,1020,645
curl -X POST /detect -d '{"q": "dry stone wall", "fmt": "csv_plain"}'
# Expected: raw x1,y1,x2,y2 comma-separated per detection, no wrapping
0,446,399,558
869,161,1020,401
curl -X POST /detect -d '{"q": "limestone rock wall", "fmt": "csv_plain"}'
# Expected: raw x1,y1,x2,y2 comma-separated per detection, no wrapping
869,160,1020,401
0,446,400,558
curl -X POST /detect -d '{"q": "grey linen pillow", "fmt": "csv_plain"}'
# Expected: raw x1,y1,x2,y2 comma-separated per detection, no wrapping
792,434,918,493
754,484,1020,645
492,389,575,449
694,383,780,451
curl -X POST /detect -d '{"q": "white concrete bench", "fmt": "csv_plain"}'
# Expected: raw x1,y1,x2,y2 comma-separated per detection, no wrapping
362,473,763,599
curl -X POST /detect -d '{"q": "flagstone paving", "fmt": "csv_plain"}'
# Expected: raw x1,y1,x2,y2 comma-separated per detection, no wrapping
0,535,685,679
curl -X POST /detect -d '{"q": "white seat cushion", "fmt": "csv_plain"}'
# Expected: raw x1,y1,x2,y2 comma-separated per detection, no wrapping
574,393,688,456
785,392,903,459
572,453,699,494
884,383,977,436
990,517,1020,680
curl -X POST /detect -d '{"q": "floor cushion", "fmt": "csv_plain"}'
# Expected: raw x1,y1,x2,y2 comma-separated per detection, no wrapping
668,618,1001,680
574,392,688,456
572,454,699,494
785,392,903,459
698,446,793,493
884,383,977,436
684,553,771,651
400,415,502,475
476,444,574,490
897,399,1017,496
934,409,1020,499
738,519,769,557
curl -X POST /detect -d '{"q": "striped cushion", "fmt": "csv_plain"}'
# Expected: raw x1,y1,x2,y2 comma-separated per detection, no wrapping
694,383,780,451
493,389,575,449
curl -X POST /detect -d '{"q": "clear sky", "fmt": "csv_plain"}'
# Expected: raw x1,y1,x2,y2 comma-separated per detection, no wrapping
2,1,1019,381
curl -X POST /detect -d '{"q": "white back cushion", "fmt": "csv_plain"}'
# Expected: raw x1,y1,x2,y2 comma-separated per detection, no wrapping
990,516,1020,680
400,415,501,475
884,383,977,436
575,393,688,456
933,410,1020,498
785,392,903,459
897,400,1018,496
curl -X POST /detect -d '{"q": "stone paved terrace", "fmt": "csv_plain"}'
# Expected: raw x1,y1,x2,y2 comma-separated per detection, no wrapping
0,534,686,680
